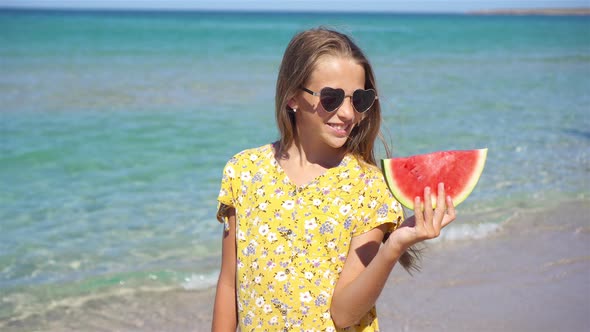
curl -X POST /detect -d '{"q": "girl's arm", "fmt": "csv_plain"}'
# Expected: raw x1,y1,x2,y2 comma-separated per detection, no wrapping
211,208,237,331
331,184,456,328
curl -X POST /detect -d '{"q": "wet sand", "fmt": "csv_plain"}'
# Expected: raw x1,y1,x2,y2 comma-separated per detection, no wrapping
3,200,589,331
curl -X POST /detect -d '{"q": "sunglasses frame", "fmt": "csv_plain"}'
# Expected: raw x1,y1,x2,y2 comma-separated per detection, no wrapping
300,86,378,113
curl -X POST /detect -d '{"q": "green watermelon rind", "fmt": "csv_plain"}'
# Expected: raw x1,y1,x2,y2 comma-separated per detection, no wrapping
381,148,488,210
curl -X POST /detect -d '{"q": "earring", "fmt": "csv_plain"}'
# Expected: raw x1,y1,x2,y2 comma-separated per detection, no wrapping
292,107,297,113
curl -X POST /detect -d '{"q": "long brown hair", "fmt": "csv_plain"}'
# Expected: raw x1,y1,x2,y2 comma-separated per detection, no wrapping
274,27,420,272
275,27,388,166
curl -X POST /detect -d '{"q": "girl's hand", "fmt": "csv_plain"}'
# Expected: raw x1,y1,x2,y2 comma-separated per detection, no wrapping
386,183,456,254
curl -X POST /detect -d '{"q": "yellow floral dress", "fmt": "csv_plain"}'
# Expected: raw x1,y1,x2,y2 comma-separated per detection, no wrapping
217,144,403,331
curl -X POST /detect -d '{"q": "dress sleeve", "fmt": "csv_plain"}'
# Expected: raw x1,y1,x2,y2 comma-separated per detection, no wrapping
351,171,404,237
217,155,240,231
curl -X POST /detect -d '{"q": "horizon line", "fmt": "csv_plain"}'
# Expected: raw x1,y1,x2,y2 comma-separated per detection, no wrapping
2,6,590,15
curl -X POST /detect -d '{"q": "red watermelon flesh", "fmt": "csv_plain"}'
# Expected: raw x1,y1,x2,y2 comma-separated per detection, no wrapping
382,149,487,210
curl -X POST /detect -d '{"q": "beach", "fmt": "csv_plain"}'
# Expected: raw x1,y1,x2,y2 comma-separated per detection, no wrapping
3,199,588,331
1,10,589,331
378,199,590,332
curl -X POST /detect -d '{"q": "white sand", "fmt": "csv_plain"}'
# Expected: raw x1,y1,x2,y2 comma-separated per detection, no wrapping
377,200,590,332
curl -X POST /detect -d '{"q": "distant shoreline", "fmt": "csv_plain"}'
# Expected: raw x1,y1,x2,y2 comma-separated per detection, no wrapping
470,8,590,16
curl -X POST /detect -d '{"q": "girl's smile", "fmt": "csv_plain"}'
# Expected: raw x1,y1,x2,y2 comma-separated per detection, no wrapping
290,55,366,153
325,121,353,137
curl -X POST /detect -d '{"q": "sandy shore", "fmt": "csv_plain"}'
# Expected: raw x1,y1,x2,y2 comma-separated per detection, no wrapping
3,200,589,331
378,199,590,332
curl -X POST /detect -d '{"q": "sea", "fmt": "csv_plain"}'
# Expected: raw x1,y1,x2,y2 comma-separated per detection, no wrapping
1,9,589,328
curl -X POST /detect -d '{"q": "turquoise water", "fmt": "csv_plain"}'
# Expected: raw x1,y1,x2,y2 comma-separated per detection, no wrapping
1,10,589,324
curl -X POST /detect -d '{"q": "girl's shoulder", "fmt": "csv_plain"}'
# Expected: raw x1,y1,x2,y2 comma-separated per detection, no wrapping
226,143,275,165
347,155,386,181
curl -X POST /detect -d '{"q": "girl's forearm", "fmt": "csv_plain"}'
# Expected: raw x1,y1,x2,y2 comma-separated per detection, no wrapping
330,242,404,328
212,280,237,331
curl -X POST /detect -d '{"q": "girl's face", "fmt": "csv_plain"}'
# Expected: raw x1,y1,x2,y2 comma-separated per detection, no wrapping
291,56,367,152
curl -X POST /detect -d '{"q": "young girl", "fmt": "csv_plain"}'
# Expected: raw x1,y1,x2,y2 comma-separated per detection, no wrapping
212,27,456,331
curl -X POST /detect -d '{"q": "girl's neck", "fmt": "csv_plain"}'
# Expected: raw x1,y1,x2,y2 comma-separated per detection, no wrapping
276,141,345,188
283,139,345,169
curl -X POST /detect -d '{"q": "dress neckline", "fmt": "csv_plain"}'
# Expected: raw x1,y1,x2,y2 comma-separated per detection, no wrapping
268,143,352,191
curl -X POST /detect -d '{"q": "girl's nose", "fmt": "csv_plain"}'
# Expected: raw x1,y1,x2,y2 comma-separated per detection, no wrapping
336,95,355,120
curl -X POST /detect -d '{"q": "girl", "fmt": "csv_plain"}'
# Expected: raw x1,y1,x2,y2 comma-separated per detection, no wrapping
212,27,456,331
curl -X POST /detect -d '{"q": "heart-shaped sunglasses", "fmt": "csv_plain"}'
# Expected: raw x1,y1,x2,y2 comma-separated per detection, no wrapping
301,87,378,113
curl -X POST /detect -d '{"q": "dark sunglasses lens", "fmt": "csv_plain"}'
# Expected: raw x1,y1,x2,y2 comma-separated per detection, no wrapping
352,89,376,113
320,88,345,112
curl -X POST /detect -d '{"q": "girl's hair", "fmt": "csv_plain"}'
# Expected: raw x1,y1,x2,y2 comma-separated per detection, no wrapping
274,27,420,272
275,27,387,166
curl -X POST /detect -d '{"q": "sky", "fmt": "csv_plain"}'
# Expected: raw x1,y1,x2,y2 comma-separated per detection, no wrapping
0,0,588,13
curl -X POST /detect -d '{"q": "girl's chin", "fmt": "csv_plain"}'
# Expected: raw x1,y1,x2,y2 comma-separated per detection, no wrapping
324,137,349,150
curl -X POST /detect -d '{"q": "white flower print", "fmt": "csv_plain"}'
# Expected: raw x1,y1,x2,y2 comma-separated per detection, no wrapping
249,153,258,161
218,188,227,198
341,184,352,192
300,291,312,303
339,204,351,215
393,199,401,212
267,232,277,242
266,232,277,243
304,271,314,280
258,202,268,211
357,194,365,205
259,224,269,236
282,200,295,210
237,230,246,242
256,188,265,196
313,198,322,206
269,316,278,324
263,304,273,314
304,218,317,230
275,271,287,282
369,199,378,209
255,296,264,307
254,276,262,284
225,166,235,178
241,171,251,182
274,245,284,255
327,241,336,249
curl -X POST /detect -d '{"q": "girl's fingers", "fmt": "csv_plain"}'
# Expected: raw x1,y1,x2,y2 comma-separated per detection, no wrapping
423,187,434,234
414,196,423,224
442,195,457,228
433,183,446,230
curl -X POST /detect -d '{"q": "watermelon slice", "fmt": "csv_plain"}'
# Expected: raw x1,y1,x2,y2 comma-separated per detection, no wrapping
382,149,487,210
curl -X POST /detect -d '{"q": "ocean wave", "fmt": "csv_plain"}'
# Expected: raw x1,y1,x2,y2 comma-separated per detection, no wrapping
437,222,502,242
180,272,219,290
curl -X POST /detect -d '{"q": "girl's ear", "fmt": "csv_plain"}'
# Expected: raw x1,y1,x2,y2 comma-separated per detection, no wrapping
287,97,298,110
